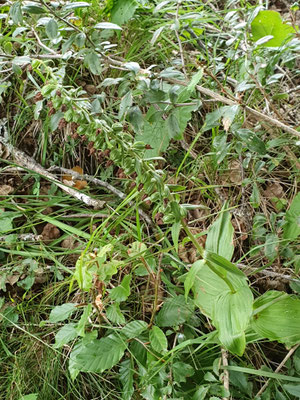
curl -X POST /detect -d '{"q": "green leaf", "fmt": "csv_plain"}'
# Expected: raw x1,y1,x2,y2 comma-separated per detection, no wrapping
46,19,58,39
264,233,279,260
235,129,266,154
119,358,134,400
108,274,131,302
76,304,92,337
251,10,297,47
111,0,138,26
119,91,133,120
10,1,23,24
250,182,260,208
205,253,245,277
0,211,14,233
23,4,46,14
156,295,194,327
122,320,148,339
173,362,194,383
212,286,253,356
283,384,300,397
50,112,64,132
193,261,248,317
54,323,78,348
205,207,234,261
283,193,300,241
251,291,300,347
149,326,167,353
128,106,144,133
84,52,102,75
94,22,122,30
74,334,126,372
106,303,126,325
74,253,97,291
135,107,170,157
167,112,180,139
49,303,77,323
18,395,38,400
64,2,90,10
184,260,205,301
171,221,181,252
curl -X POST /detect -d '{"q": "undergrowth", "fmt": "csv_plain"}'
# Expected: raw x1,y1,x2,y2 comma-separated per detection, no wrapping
0,0,299,399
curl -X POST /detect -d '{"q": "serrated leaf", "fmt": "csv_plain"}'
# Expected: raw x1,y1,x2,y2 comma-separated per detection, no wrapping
205,207,234,261
122,320,148,339
156,295,194,327
251,291,300,347
94,22,122,30
212,286,253,356
251,10,297,47
49,303,77,323
54,323,78,348
149,326,167,353
108,274,131,302
283,193,300,241
119,358,134,400
111,0,138,26
74,334,126,372
106,303,126,325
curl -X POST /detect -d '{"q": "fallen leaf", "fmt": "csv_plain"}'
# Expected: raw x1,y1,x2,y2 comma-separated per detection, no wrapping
0,185,13,195
41,223,60,243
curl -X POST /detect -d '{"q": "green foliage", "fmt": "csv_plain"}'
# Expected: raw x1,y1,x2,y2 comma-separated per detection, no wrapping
251,11,297,47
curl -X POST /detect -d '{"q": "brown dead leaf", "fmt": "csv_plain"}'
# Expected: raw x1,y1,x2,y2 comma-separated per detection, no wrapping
6,274,20,286
62,166,88,190
0,185,14,195
41,223,60,243
61,236,77,249
264,182,284,199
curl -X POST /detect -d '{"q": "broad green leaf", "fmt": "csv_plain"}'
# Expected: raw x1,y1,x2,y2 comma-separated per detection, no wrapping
18,395,38,400
205,253,245,277
205,207,234,261
149,326,167,353
106,303,126,325
94,22,122,30
235,129,266,154
54,323,78,348
128,106,144,133
283,193,300,241
119,358,134,400
250,182,260,208
49,303,77,323
251,11,297,47
64,2,90,10
119,91,133,120
0,211,14,233
251,291,300,347
74,253,97,291
192,386,209,400
84,52,101,75
264,233,279,260
135,108,169,157
151,26,165,45
108,274,131,302
127,241,147,257
212,286,253,356
122,320,148,339
76,304,92,337
167,112,180,139
111,0,138,26
22,4,45,14
184,260,205,301
282,384,300,397
186,68,203,95
156,295,194,327
173,362,194,383
193,262,248,317
10,1,23,24
50,112,64,132
46,19,58,39
74,334,126,372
